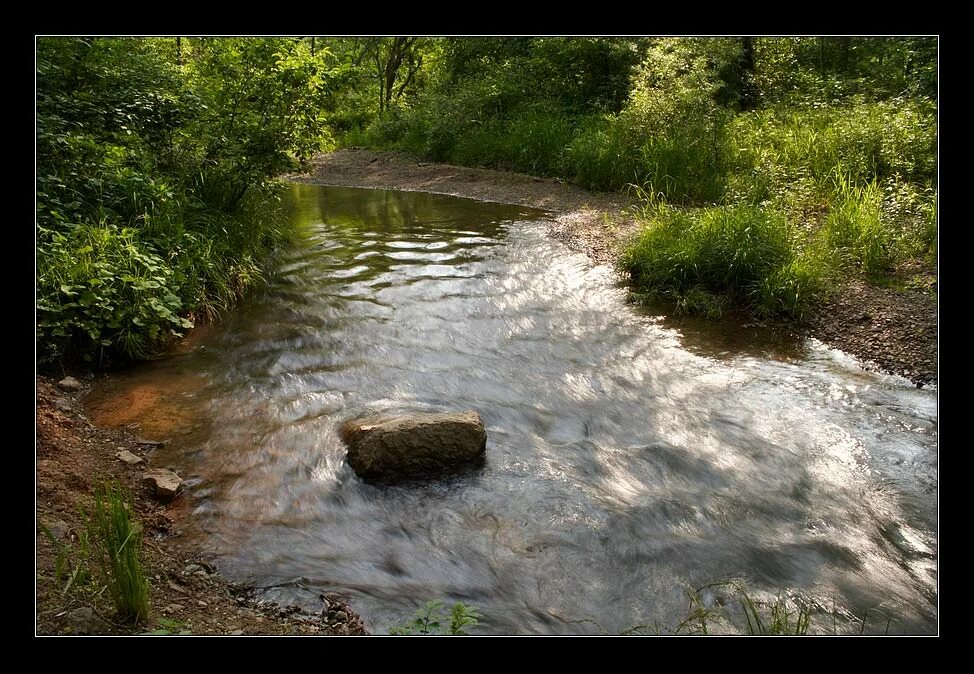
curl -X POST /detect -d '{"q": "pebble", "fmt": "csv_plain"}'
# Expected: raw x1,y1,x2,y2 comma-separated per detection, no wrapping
57,376,82,391
44,519,70,540
64,606,102,634
115,450,145,466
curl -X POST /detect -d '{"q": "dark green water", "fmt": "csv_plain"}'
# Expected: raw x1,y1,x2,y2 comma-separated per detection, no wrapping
88,184,937,634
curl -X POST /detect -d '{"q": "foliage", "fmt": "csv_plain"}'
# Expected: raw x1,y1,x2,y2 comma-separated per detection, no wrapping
36,37,328,365
389,600,482,635
37,36,937,350
622,201,827,320
85,483,150,624
337,37,935,323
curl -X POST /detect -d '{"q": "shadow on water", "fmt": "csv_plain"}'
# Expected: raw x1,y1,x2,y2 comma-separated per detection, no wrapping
627,298,809,363
84,184,937,635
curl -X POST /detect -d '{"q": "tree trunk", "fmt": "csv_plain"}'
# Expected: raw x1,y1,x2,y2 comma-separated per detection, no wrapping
739,37,758,111
839,36,851,73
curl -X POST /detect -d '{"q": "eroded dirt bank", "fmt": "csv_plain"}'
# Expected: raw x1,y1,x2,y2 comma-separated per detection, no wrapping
291,148,937,385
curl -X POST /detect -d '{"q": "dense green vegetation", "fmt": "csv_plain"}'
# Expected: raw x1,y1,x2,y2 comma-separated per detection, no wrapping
37,37,937,366
345,36,937,319
36,37,333,364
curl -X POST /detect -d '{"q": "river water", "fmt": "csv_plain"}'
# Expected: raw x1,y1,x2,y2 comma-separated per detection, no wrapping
86,184,938,634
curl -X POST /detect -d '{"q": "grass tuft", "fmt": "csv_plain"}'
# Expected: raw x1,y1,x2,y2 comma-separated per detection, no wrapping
86,483,150,625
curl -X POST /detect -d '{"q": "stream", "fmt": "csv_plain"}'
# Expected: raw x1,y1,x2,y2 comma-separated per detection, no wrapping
85,184,938,634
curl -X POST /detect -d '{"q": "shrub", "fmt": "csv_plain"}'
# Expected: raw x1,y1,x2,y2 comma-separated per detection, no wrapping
37,224,191,363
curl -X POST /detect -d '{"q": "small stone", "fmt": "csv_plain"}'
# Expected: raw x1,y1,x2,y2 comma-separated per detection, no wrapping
115,450,145,466
57,376,82,392
197,600,208,607
168,580,189,594
64,606,103,635
183,563,203,575
230,629,245,636
142,468,184,501
44,519,71,540
54,397,73,413
163,603,185,613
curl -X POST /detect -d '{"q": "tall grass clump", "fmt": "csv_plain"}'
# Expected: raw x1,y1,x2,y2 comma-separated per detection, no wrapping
622,201,826,319
564,115,640,192
86,483,150,624
448,109,575,176
823,172,895,278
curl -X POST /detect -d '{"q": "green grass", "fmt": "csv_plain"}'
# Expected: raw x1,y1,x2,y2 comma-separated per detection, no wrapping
86,483,150,625
823,172,895,278
621,202,827,320
673,583,812,635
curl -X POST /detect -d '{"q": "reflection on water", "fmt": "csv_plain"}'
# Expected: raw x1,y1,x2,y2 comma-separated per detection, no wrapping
85,184,937,634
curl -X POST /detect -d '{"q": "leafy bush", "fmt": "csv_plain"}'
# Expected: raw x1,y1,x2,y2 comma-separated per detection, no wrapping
36,37,316,365
37,224,191,362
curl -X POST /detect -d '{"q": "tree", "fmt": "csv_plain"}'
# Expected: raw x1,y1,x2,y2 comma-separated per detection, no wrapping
358,37,427,112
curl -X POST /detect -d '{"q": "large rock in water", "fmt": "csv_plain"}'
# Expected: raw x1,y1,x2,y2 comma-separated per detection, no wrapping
340,411,487,483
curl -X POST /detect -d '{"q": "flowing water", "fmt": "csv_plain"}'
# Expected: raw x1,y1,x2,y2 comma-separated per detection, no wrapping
86,184,938,634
